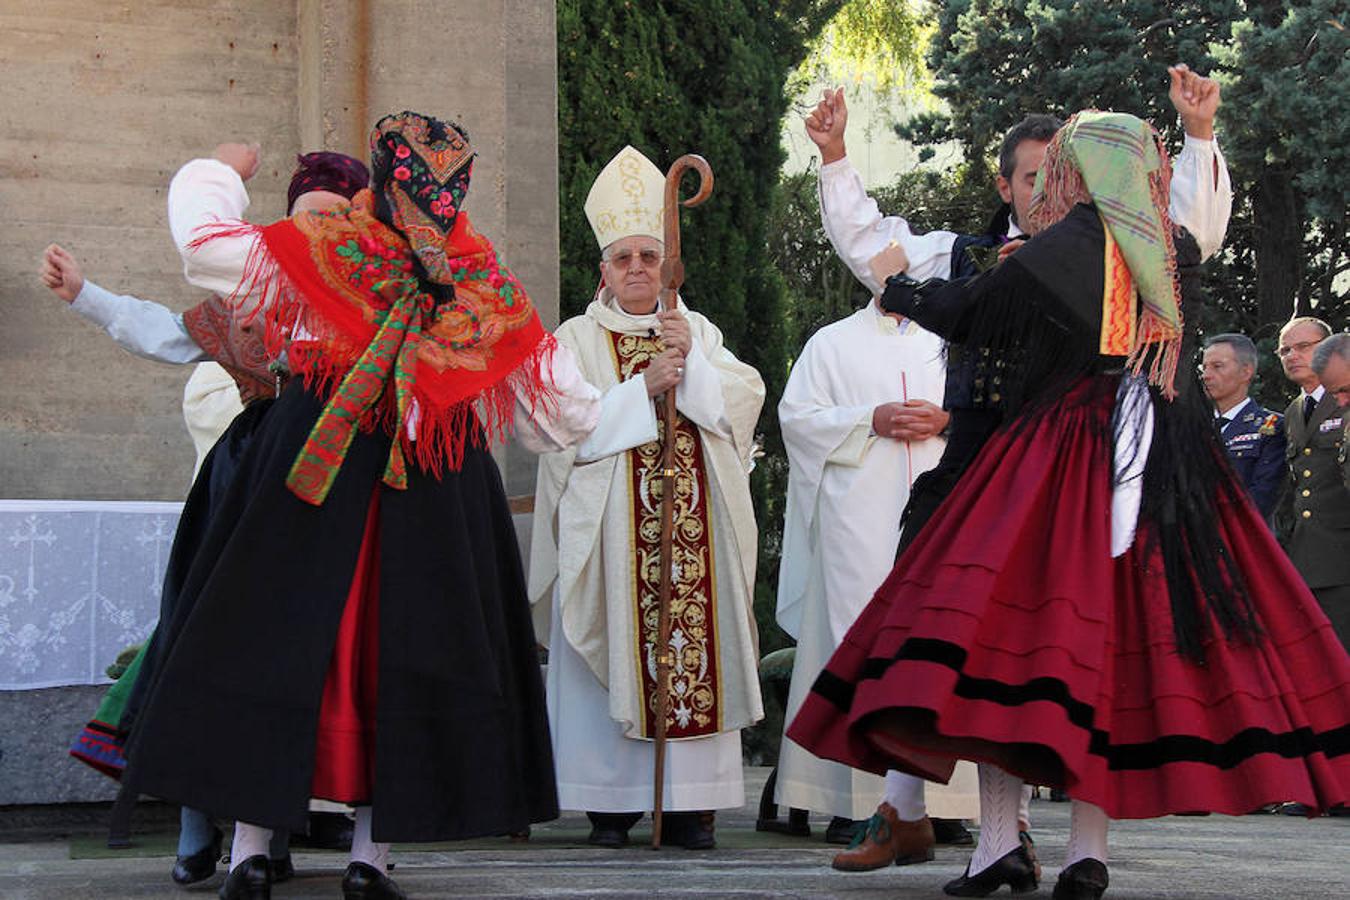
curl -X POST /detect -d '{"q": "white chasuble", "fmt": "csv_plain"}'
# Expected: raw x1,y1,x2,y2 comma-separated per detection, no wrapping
775,303,977,820
530,292,765,811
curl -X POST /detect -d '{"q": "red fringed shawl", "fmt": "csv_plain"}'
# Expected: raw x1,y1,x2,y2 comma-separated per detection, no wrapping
191,191,555,506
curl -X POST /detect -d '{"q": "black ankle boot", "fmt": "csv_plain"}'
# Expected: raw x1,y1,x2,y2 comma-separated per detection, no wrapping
1053,858,1109,900
662,810,716,850
171,825,223,885
824,816,861,845
586,811,643,847
942,844,1038,897
342,861,407,899
218,854,270,900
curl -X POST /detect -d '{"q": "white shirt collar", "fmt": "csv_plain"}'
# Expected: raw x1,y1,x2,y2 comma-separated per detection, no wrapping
1217,397,1252,420
867,298,911,335
1303,385,1326,403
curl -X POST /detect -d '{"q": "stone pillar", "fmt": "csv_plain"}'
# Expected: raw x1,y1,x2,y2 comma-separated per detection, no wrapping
0,0,559,502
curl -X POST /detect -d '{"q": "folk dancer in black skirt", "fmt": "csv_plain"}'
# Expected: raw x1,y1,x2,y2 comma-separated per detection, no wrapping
122,114,602,899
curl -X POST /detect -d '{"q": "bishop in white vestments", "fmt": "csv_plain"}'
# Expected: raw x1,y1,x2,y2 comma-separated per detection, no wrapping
529,146,765,849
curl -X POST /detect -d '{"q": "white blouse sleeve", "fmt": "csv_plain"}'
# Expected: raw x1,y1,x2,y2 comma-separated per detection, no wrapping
1168,135,1233,262
167,158,261,316
70,281,207,365
819,156,961,292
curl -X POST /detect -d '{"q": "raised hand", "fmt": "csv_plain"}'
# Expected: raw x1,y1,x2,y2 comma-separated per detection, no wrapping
40,243,84,303
1168,64,1219,140
804,87,848,164
213,142,262,181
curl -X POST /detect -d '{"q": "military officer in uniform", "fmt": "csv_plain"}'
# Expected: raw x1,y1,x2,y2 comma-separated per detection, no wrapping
1278,318,1349,650
1310,332,1350,497
1201,333,1286,517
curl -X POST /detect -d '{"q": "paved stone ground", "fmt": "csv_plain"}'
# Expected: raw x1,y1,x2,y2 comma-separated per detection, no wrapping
1,769,1345,898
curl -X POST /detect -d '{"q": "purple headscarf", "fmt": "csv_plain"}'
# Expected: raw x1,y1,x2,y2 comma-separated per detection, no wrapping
286,152,370,213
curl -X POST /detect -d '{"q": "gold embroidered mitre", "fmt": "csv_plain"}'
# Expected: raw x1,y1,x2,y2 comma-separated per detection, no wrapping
584,145,664,250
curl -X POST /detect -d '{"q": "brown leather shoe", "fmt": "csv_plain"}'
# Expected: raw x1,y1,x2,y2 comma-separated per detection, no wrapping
831,804,935,871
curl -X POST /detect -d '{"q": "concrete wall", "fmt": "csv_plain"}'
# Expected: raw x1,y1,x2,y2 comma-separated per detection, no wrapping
0,0,558,806
0,0,559,501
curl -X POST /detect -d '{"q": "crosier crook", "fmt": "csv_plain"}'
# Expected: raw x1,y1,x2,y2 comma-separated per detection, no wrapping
651,154,713,850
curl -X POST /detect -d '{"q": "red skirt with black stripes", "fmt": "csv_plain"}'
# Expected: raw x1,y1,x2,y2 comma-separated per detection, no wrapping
787,375,1350,818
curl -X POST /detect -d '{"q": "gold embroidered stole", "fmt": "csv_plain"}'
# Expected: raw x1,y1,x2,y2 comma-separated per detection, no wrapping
608,331,721,740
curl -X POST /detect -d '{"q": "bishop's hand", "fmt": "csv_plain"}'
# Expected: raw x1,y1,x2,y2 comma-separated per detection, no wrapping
656,309,692,357
644,348,686,398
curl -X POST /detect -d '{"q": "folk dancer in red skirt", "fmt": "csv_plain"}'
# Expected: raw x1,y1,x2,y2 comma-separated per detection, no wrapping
787,110,1350,900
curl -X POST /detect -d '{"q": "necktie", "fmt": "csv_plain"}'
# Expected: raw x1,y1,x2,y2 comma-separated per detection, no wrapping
1303,394,1316,424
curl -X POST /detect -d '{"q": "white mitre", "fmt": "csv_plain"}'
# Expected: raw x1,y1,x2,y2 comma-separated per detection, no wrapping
584,145,664,250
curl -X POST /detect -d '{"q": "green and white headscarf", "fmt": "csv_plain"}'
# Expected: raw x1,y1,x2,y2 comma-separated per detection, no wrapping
1027,111,1183,397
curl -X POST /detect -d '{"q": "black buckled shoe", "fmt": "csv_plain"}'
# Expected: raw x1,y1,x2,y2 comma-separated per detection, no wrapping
586,811,643,847
171,825,224,885
289,811,356,851
663,811,716,850
932,818,975,846
218,854,271,900
942,844,1039,897
342,861,407,900
1052,858,1108,900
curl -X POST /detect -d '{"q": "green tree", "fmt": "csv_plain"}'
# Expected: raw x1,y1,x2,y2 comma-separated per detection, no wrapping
1215,2,1349,326
905,0,1237,178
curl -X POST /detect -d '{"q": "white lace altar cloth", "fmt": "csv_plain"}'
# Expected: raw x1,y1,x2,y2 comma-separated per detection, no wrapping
0,500,183,690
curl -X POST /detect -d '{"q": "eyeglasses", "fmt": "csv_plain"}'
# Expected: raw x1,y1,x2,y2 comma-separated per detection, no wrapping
605,248,663,268
1276,340,1321,358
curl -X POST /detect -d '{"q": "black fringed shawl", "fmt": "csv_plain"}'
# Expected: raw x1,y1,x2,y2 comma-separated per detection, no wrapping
880,203,1258,662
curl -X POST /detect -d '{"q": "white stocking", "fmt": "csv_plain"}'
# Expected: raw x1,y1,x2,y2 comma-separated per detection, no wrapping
350,806,391,872
230,822,273,871
1063,799,1109,868
882,769,928,822
968,764,1023,875
1019,783,1033,830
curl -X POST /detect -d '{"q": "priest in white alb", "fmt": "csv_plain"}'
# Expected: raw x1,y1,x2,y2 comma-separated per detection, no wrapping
775,248,979,872
529,146,765,850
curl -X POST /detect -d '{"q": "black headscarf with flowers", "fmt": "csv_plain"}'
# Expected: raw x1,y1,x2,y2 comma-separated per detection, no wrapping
196,111,552,507
369,112,476,301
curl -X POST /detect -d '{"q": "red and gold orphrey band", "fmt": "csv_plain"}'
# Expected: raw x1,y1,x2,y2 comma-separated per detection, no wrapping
610,331,721,740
